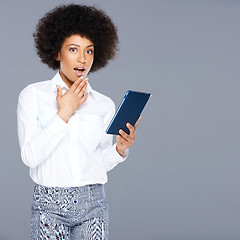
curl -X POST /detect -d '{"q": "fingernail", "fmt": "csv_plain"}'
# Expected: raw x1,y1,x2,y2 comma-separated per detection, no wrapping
80,76,83,79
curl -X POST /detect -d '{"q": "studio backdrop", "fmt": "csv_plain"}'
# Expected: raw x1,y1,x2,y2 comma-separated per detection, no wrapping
0,0,240,239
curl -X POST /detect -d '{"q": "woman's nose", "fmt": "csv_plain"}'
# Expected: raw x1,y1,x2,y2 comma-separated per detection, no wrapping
77,52,86,63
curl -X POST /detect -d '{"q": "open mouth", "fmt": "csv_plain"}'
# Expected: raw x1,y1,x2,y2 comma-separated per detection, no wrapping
74,67,85,71
74,67,86,76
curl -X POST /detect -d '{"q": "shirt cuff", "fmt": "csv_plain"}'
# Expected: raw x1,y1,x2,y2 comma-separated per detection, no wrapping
103,142,129,172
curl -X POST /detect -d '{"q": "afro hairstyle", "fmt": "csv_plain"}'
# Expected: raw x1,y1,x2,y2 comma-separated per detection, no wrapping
33,4,119,72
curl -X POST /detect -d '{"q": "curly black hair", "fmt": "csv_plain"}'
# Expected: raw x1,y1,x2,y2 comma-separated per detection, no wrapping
33,4,119,72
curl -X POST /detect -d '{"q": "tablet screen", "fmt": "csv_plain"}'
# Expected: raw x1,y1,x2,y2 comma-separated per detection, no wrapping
106,90,151,135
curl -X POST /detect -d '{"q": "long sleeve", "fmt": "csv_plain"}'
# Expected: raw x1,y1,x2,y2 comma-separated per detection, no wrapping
99,99,129,172
17,85,69,168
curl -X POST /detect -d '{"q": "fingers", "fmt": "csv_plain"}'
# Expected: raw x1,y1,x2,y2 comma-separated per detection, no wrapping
72,77,88,94
134,115,142,129
116,134,129,145
73,82,88,100
126,123,136,139
116,117,142,155
56,85,62,99
118,116,142,144
119,128,135,143
78,92,88,105
118,123,136,146
70,76,85,91
67,77,88,101
116,133,133,152
75,78,88,95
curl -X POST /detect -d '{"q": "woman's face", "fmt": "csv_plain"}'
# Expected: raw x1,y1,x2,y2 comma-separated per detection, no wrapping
56,34,94,88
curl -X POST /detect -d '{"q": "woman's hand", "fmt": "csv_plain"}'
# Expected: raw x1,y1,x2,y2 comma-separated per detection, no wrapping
56,77,88,123
116,115,142,156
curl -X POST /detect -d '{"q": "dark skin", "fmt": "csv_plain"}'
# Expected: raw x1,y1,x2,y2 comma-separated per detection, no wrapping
55,34,141,156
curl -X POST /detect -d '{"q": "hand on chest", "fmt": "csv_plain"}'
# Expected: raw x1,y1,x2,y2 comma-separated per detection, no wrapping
37,98,105,150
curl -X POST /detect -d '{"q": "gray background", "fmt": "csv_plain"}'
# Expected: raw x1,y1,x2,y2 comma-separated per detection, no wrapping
0,0,240,239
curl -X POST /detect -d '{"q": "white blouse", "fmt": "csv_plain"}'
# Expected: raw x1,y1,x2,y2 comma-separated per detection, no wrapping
17,72,128,187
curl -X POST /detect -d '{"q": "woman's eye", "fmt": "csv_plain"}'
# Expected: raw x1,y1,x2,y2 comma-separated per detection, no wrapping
70,48,77,52
86,49,93,54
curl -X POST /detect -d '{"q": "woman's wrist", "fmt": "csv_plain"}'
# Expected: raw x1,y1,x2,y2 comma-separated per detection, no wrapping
116,144,125,156
57,110,71,123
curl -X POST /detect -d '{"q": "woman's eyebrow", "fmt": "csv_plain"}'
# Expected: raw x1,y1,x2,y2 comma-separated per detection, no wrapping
66,44,94,48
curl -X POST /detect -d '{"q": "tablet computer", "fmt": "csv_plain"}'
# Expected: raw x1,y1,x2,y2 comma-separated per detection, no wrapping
106,90,151,135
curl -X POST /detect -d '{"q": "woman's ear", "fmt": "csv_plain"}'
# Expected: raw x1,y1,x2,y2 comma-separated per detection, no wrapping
56,52,60,61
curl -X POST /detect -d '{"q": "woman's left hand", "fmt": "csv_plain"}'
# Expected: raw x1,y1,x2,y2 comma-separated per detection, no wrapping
116,115,142,156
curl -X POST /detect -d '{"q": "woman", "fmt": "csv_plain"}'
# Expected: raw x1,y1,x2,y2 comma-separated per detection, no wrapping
17,4,140,240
